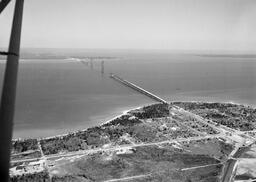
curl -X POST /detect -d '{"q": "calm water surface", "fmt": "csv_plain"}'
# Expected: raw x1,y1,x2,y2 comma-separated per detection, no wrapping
0,52,255,138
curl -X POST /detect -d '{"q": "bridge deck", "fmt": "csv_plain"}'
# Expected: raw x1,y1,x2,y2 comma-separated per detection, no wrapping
110,74,168,104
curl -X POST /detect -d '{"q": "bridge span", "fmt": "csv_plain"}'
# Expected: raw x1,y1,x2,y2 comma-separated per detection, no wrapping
110,74,168,104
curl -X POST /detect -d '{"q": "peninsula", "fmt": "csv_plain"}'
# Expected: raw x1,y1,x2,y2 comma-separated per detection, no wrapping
9,101,256,182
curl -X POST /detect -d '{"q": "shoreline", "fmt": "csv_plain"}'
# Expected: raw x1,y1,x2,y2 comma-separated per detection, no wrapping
12,104,148,141
12,100,255,141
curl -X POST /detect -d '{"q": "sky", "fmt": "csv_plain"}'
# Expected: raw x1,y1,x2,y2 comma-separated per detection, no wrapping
0,0,256,52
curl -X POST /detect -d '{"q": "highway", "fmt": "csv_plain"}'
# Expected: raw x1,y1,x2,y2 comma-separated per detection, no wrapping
11,134,221,163
221,145,252,182
181,163,223,171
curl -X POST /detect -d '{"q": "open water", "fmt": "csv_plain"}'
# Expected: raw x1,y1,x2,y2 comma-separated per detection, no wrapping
0,50,255,138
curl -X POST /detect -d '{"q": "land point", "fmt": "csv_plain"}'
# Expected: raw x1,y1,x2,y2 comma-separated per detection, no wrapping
10,101,256,182
9,75,256,182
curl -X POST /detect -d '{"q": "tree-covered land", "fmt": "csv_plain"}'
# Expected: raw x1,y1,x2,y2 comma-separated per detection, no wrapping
173,102,256,131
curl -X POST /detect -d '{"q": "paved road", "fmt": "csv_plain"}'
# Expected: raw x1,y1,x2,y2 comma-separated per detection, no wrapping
181,163,223,171
221,145,252,182
45,134,221,159
37,139,44,157
11,150,40,156
11,134,221,163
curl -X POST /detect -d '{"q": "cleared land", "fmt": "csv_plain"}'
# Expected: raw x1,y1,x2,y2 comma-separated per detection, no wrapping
49,143,227,182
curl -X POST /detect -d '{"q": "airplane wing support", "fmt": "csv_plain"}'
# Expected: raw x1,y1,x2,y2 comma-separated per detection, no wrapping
0,0,11,14
0,0,24,181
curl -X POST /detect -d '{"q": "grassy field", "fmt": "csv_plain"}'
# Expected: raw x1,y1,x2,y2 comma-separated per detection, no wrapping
50,138,230,182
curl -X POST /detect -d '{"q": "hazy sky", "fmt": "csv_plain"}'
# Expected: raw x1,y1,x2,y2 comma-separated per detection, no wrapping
1,0,256,51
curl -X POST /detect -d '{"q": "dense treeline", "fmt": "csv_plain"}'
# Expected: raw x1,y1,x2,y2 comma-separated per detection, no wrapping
173,102,256,131
13,104,170,155
132,103,169,119
40,115,145,155
40,103,201,155
40,135,87,155
12,139,38,154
